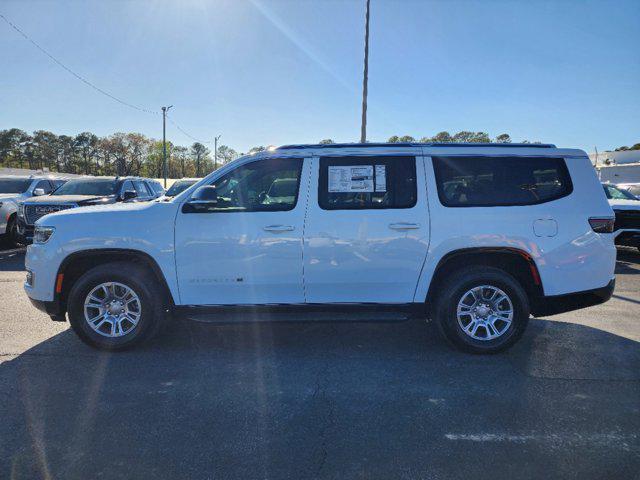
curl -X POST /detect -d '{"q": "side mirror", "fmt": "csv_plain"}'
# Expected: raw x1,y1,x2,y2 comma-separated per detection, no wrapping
183,185,219,213
122,190,138,201
33,188,46,197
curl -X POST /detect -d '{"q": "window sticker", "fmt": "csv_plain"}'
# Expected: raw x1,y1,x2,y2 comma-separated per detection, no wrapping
328,165,374,192
375,164,386,192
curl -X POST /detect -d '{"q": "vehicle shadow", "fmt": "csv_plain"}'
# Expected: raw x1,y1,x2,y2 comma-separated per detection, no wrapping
0,249,25,272
615,247,640,274
1,316,638,479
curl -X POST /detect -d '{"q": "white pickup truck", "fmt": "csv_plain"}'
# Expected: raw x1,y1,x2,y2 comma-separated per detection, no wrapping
24,143,616,353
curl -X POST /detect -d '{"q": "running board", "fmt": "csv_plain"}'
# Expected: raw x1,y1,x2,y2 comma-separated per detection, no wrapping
174,303,424,324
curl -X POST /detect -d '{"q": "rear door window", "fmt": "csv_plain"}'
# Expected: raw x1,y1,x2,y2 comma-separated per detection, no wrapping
318,156,417,210
432,156,572,207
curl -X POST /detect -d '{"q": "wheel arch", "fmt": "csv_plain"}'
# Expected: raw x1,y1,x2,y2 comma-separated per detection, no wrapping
55,248,176,312
422,247,543,312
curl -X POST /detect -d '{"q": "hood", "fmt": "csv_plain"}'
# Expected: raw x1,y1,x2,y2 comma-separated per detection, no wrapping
25,194,117,206
608,198,640,211
0,193,22,201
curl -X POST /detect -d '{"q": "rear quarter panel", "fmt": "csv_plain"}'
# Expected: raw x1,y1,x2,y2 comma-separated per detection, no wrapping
415,153,616,300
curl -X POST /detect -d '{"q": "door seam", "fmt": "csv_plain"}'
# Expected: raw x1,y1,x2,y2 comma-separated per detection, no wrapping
301,157,315,303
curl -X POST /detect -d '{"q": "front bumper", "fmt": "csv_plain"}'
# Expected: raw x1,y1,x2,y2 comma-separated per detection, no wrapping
16,218,34,244
531,278,615,317
28,297,66,321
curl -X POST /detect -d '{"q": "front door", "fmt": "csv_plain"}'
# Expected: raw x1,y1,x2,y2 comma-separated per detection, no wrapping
303,155,430,303
175,157,309,305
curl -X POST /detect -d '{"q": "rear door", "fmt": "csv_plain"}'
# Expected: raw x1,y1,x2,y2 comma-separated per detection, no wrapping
303,155,430,303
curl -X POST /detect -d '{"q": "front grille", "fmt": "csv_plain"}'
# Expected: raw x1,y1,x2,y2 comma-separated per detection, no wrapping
613,209,640,231
24,204,76,225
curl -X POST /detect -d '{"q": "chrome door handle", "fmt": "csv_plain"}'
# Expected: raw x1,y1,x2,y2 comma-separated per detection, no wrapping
389,222,421,230
263,225,295,232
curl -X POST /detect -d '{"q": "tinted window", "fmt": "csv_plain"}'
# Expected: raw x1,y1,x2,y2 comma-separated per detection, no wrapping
53,179,118,196
0,178,32,194
198,158,302,212
35,180,53,194
432,156,572,207
166,180,197,197
603,184,638,201
318,156,417,210
133,180,151,197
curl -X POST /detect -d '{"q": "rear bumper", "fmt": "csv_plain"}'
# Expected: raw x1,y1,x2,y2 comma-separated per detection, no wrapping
614,229,640,248
531,278,615,317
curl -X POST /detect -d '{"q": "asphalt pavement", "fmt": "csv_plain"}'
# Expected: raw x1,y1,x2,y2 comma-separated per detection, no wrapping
0,245,639,479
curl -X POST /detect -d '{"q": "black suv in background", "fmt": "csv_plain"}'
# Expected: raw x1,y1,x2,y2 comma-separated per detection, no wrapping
17,176,159,243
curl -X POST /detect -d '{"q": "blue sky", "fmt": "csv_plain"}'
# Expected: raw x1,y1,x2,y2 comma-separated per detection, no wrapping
1,0,638,153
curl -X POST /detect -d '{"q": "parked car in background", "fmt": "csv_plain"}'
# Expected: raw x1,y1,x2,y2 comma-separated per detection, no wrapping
147,179,166,198
602,182,640,251
164,178,201,197
17,176,158,244
0,175,67,246
615,182,640,199
25,143,616,353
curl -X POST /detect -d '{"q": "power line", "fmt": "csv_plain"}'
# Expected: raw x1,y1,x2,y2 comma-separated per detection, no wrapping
166,115,212,145
1,12,217,146
0,13,158,115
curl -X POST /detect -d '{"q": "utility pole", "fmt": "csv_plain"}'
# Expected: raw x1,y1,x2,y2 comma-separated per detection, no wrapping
360,0,370,143
214,135,221,170
161,105,173,187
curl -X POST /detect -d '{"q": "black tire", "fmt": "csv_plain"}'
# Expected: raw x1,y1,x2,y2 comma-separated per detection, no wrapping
6,215,23,248
67,262,165,351
433,266,530,354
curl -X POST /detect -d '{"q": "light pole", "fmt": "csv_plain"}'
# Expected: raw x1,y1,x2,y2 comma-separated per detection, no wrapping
360,0,370,143
161,105,173,187
214,135,221,170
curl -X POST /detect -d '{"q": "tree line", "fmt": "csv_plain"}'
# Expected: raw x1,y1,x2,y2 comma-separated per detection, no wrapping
0,128,242,178
319,131,533,145
1,128,548,179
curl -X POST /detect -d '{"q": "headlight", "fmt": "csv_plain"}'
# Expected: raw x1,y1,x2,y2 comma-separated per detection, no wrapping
33,226,55,244
18,203,25,219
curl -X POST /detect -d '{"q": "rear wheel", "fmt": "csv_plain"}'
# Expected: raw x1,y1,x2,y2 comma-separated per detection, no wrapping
434,266,529,354
67,262,165,350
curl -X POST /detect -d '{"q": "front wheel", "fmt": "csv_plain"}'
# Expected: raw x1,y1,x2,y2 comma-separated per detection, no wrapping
434,266,530,354
6,216,23,248
67,262,165,350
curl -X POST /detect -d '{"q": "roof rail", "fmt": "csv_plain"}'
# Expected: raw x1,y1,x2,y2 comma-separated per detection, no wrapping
276,142,556,150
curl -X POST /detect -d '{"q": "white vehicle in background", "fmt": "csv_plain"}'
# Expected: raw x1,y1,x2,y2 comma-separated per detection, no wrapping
0,175,67,246
25,142,616,353
602,183,640,251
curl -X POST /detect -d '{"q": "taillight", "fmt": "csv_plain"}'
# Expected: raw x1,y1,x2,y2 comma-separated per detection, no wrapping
589,217,615,233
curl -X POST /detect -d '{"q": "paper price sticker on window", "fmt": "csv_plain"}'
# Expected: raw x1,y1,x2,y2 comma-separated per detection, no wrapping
375,164,386,192
328,166,374,192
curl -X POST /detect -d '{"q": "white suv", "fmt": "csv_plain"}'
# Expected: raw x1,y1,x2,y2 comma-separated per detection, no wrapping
24,143,616,353
0,175,67,246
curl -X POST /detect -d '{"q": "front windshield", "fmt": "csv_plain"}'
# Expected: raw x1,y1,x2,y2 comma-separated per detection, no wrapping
0,178,32,194
603,184,638,201
53,179,117,196
166,180,197,197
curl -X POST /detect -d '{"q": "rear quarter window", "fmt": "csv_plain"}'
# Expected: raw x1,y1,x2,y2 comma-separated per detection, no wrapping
432,156,573,207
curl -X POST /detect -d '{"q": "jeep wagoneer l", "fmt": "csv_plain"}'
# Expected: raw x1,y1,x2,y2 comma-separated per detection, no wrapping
24,143,616,353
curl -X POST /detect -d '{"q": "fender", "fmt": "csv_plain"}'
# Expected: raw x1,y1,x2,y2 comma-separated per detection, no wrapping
56,248,177,308
415,246,543,304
